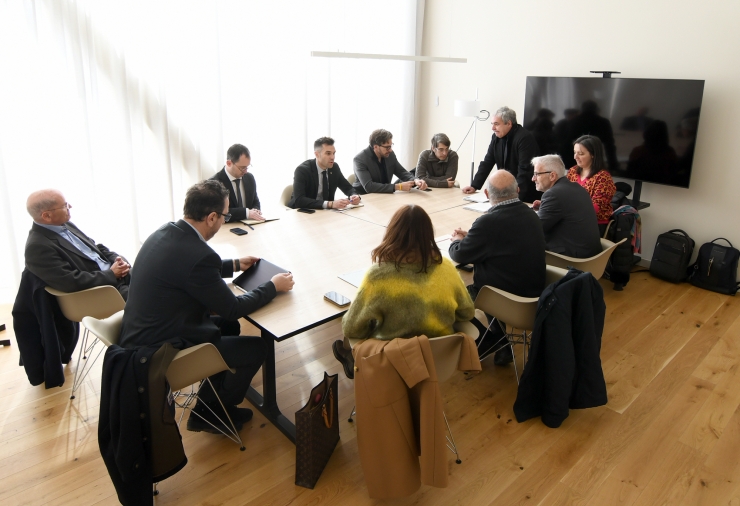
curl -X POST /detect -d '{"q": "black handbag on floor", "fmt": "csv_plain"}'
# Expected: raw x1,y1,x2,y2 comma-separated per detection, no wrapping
689,238,740,295
295,372,340,489
650,229,694,283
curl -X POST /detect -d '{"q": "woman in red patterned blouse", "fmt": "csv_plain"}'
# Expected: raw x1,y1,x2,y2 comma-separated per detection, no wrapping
567,135,616,232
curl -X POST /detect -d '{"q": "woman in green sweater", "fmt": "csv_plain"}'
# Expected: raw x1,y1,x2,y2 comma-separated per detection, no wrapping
332,204,475,377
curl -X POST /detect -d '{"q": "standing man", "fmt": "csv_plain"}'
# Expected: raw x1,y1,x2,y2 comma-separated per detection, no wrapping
353,129,428,194
416,133,459,188
462,106,541,203
449,171,546,364
24,189,131,300
531,154,602,258
288,137,361,210
120,180,294,434
210,143,264,222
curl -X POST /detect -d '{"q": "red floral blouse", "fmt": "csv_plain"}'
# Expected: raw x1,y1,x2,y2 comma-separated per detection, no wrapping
567,167,616,224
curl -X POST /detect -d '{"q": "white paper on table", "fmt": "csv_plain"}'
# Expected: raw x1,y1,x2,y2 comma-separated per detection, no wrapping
463,202,492,213
463,192,488,203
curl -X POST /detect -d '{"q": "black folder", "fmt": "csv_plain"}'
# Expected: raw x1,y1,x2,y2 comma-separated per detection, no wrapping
232,259,288,292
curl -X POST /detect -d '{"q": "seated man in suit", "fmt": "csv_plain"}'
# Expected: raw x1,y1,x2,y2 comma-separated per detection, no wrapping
209,143,264,222
352,129,428,194
531,154,602,258
24,189,131,300
449,170,546,365
288,136,361,209
119,180,295,434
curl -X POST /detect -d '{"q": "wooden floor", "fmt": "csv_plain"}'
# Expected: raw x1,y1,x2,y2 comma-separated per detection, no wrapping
2,272,740,505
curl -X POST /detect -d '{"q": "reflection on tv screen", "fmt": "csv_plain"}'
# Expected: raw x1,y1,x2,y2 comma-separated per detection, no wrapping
523,76,704,189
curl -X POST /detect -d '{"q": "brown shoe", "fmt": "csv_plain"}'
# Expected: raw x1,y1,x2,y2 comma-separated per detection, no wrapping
332,340,355,379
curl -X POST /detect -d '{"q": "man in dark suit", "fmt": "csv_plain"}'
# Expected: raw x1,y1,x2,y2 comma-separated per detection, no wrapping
209,143,263,222
462,106,541,203
449,170,546,365
288,137,361,209
352,129,428,194
531,154,602,258
24,189,130,300
120,180,295,434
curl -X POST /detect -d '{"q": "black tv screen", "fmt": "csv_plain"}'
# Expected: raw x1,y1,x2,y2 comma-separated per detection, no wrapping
523,76,704,189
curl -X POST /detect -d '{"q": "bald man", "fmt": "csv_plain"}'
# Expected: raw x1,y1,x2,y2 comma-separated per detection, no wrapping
24,189,131,300
449,170,546,364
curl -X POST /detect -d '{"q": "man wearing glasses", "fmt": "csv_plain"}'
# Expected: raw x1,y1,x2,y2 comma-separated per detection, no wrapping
24,189,131,299
120,180,294,434
210,143,264,222
352,129,427,194
530,154,601,258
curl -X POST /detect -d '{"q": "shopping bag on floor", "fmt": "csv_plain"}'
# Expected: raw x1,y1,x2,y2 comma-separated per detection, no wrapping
295,372,340,489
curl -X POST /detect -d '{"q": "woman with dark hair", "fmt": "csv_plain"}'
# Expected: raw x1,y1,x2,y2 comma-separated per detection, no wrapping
568,135,616,231
340,204,474,341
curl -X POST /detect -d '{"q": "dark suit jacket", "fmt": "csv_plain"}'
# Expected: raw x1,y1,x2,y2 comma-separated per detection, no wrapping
209,167,261,221
288,159,357,209
448,201,546,298
352,145,414,194
119,220,277,348
472,124,541,203
538,177,602,258
24,221,129,300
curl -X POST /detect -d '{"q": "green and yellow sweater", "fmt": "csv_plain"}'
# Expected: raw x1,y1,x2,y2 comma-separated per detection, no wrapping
342,257,475,340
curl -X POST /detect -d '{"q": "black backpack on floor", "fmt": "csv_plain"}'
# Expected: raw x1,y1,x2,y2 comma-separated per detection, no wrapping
689,238,740,295
650,229,694,283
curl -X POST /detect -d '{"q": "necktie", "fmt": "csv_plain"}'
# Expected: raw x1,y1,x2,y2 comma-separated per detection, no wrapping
234,179,243,207
322,170,330,201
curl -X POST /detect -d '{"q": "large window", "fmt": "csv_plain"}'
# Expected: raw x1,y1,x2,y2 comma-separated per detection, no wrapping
0,0,422,300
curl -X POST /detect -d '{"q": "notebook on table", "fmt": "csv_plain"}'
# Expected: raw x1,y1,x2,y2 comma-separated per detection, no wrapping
232,259,289,292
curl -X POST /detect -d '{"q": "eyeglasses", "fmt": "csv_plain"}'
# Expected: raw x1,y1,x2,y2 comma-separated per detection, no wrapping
214,211,232,221
234,164,251,171
532,171,552,178
45,203,71,212
379,143,394,151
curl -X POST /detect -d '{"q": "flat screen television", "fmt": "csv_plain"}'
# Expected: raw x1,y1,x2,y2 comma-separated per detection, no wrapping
522,76,704,190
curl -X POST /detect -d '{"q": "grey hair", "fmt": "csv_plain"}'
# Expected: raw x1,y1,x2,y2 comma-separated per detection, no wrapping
26,190,61,220
430,133,451,149
531,154,566,178
495,106,517,125
486,174,518,201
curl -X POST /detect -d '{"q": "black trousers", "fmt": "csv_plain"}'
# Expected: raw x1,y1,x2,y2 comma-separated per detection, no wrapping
197,317,266,406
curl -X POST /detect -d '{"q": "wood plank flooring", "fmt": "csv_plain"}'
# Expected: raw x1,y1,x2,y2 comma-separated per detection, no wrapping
1,271,739,505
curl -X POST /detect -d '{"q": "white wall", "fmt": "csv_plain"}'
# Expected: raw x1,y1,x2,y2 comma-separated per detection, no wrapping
415,0,740,262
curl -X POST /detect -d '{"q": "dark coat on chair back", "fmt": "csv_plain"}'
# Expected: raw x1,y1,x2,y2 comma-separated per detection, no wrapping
513,268,608,428
12,269,79,388
352,145,414,194
209,167,261,221
99,343,187,506
288,159,357,209
537,177,602,258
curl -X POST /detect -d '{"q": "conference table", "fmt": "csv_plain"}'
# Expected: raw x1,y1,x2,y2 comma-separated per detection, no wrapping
208,188,488,442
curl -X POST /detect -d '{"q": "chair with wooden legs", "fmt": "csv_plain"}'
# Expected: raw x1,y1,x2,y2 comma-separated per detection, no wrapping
473,265,569,383
545,238,626,279
45,285,125,399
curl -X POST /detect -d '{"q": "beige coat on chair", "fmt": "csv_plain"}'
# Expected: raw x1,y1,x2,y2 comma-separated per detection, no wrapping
352,334,481,499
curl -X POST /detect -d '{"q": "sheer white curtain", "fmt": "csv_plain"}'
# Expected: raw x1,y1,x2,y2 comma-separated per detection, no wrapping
0,0,424,302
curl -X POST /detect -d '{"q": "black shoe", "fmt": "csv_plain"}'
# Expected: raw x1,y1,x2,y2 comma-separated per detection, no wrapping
332,340,355,379
493,345,514,366
187,402,244,434
226,405,253,424
476,332,505,361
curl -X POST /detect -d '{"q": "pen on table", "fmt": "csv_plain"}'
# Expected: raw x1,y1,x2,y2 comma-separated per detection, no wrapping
244,223,255,230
